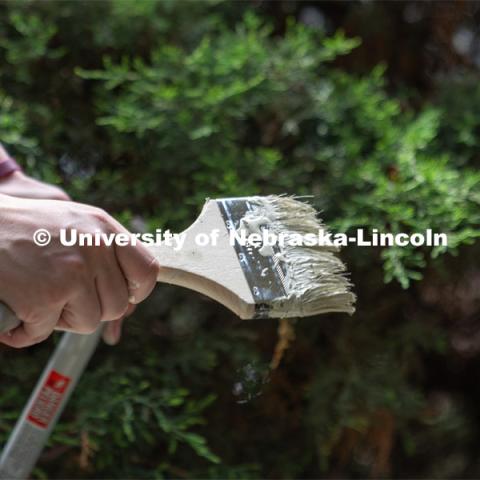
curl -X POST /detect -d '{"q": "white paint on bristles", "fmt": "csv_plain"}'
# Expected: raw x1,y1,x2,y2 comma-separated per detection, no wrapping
239,196,356,316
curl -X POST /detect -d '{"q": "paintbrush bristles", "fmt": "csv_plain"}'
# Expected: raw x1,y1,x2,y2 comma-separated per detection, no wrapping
247,195,356,316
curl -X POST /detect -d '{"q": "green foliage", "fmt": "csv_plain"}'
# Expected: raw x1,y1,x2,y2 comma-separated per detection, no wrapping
78,20,478,287
72,368,219,463
0,1,479,479
0,90,36,153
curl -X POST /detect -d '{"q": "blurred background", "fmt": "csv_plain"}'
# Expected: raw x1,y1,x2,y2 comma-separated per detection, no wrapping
0,1,479,478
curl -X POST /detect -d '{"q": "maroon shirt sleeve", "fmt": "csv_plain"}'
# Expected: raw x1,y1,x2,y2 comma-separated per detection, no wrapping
0,144,21,178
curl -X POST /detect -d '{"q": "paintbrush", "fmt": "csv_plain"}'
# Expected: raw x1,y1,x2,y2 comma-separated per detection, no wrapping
0,196,355,333
151,195,355,319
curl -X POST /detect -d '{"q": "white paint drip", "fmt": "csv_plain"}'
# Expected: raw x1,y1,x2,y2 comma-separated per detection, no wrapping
258,244,275,257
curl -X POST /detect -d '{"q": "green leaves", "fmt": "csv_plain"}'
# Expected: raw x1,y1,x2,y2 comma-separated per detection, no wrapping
316,76,480,287
0,11,64,85
0,90,36,151
65,364,220,470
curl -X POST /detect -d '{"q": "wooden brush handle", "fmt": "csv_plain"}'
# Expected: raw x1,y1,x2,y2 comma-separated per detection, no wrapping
0,302,21,333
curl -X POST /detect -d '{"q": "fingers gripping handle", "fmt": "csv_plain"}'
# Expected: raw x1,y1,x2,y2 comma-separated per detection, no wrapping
0,302,21,333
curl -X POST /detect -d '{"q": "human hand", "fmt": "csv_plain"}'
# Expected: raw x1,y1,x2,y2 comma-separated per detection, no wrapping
0,171,133,345
0,193,158,348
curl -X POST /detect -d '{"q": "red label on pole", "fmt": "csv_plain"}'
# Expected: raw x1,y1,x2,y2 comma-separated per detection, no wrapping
27,370,71,429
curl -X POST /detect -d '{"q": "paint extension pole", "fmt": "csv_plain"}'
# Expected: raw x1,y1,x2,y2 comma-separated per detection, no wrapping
0,329,102,479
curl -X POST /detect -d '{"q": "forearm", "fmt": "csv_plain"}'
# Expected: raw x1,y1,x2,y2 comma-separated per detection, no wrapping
0,143,21,178
0,144,69,201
